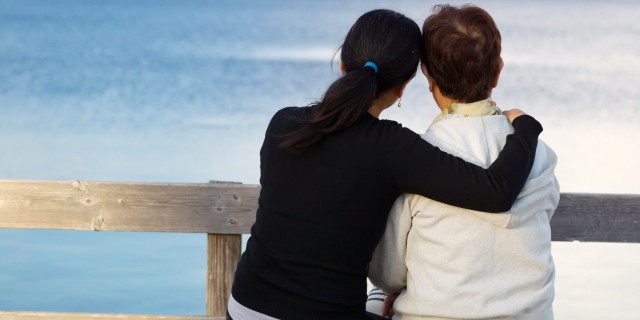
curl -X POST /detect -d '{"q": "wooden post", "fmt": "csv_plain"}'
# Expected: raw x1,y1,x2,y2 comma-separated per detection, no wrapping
206,234,242,317
206,180,245,317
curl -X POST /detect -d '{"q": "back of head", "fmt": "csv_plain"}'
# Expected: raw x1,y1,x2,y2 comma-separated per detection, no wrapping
421,4,501,102
281,9,422,153
341,9,422,95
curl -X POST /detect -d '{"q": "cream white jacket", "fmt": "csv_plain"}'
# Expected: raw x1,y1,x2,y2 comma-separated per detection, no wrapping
369,115,559,320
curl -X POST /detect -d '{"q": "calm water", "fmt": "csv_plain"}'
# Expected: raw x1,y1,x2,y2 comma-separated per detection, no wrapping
0,0,638,318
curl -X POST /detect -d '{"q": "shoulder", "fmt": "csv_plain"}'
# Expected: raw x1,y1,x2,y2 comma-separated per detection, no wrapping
270,106,307,123
428,115,511,132
425,115,513,141
423,115,514,167
370,119,430,161
374,118,421,141
266,106,312,134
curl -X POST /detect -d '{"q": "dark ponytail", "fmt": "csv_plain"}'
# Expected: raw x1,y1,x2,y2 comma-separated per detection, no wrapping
280,9,423,154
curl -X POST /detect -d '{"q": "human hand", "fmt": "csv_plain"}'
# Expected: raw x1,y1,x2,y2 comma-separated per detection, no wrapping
382,293,400,317
502,109,528,124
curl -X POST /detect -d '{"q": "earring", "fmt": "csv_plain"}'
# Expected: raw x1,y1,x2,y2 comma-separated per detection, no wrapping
397,98,402,108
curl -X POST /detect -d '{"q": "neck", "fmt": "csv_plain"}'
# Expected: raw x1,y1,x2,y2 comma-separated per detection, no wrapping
367,103,385,118
432,86,458,111
368,91,399,118
432,86,492,110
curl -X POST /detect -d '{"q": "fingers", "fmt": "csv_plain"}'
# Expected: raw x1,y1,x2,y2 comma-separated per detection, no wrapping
382,293,400,317
502,108,528,124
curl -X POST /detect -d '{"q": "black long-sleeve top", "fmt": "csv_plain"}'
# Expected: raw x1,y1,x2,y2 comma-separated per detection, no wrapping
231,106,543,319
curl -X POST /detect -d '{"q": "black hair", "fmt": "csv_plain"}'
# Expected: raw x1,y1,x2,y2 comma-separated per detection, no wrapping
280,9,423,154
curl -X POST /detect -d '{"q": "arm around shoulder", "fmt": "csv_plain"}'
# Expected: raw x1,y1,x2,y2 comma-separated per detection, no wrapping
389,114,543,213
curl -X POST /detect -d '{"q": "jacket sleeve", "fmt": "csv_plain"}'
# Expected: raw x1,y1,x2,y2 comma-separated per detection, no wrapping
368,194,413,294
388,115,543,213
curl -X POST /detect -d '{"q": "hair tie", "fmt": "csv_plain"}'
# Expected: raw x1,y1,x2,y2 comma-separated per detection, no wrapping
363,61,378,74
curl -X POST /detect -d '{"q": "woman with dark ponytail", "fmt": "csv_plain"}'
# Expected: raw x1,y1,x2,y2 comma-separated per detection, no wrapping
279,10,420,154
228,9,543,320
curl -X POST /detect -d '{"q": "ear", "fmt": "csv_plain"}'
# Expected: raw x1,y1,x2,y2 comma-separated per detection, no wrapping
492,57,504,88
340,60,346,75
421,64,435,93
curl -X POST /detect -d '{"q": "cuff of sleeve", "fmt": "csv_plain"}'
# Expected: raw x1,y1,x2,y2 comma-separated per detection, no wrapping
512,114,543,135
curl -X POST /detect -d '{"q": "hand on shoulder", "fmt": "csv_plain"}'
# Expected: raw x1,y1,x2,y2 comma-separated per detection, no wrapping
502,108,528,124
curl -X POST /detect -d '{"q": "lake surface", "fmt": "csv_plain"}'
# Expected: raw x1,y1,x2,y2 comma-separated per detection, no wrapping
0,0,638,318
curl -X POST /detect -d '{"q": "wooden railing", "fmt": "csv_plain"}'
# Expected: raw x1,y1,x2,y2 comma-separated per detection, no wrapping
0,179,638,319
0,180,259,320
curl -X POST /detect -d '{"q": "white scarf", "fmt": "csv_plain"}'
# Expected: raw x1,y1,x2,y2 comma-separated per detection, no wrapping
433,98,502,123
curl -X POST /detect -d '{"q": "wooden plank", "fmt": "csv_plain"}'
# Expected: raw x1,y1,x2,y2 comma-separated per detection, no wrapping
551,193,640,242
0,311,222,320
0,180,258,234
206,234,241,317
1,179,639,242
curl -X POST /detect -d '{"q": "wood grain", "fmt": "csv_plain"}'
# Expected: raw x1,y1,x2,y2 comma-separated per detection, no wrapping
206,234,241,316
2,180,638,242
551,193,640,242
0,180,258,234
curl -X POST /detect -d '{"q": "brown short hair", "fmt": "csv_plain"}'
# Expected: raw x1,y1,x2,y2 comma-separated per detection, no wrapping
421,4,501,102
